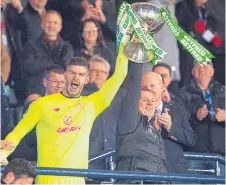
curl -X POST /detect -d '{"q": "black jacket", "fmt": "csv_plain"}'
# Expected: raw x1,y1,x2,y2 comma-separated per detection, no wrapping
15,3,43,49
179,79,225,155
161,102,196,173
116,62,166,173
21,36,74,96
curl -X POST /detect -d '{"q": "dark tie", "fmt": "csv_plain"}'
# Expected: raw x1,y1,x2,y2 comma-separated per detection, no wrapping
153,109,161,130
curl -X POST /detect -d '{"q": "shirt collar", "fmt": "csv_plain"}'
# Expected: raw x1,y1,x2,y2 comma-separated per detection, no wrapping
156,101,163,113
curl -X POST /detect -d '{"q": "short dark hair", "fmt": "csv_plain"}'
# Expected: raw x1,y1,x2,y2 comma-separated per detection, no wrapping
44,64,65,78
1,159,36,180
152,63,172,76
67,57,90,71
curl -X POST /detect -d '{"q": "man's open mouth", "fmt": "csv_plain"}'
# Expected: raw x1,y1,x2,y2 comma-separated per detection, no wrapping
71,83,79,91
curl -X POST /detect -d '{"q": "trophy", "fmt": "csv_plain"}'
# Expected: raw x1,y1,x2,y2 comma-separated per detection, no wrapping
121,2,164,63
117,2,214,65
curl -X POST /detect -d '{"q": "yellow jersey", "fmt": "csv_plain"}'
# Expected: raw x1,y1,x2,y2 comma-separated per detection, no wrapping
2,48,128,184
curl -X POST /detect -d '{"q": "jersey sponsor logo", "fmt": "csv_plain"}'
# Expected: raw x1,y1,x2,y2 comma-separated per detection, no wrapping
57,126,81,133
63,116,73,125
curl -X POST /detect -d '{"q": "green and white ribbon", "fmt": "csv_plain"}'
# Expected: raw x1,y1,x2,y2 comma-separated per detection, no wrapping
116,2,166,64
159,7,215,64
116,8,132,50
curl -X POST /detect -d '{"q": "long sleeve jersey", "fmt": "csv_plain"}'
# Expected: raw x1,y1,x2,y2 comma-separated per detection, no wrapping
2,45,128,184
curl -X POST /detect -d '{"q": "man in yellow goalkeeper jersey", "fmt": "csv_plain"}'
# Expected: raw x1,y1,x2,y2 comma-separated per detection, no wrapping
0,45,128,184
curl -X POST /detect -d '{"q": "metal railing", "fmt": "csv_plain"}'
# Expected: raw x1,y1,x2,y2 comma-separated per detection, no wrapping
1,150,224,184
184,152,225,165
89,149,115,163
0,166,225,183
184,152,225,176
88,149,225,178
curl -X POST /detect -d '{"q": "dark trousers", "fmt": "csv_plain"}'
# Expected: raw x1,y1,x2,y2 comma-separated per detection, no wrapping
115,156,169,184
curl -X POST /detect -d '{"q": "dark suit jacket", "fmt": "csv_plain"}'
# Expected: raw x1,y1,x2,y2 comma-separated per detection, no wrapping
161,102,196,173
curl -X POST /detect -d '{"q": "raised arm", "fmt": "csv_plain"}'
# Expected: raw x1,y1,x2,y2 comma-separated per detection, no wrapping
0,100,41,159
88,44,128,116
117,62,143,135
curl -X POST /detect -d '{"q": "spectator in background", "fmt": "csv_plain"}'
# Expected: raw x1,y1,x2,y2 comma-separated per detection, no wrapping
152,63,184,106
1,0,27,105
42,65,66,96
10,0,47,50
21,10,74,105
152,64,196,174
89,56,110,89
76,18,114,72
23,64,66,111
82,55,110,96
179,61,225,176
1,158,36,184
176,0,225,86
46,0,116,53
179,61,225,156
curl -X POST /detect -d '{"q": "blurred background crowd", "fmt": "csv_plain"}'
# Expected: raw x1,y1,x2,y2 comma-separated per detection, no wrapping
1,0,225,180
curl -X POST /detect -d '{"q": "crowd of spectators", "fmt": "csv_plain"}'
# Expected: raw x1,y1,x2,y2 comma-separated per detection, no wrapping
0,0,225,183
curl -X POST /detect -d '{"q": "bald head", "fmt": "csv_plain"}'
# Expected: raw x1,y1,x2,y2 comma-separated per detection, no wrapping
141,72,164,105
142,72,163,85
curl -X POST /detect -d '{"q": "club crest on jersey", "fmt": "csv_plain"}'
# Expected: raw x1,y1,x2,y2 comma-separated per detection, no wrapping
63,116,73,125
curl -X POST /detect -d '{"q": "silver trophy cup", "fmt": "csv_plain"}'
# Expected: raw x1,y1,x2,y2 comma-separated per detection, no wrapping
124,2,164,63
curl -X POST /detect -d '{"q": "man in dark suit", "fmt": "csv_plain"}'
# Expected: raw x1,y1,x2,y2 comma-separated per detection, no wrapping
142,71,196,173
152,63,196,173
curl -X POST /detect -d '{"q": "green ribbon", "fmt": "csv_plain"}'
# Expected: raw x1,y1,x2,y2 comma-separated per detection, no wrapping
159,7,215,64
117,2,166,64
